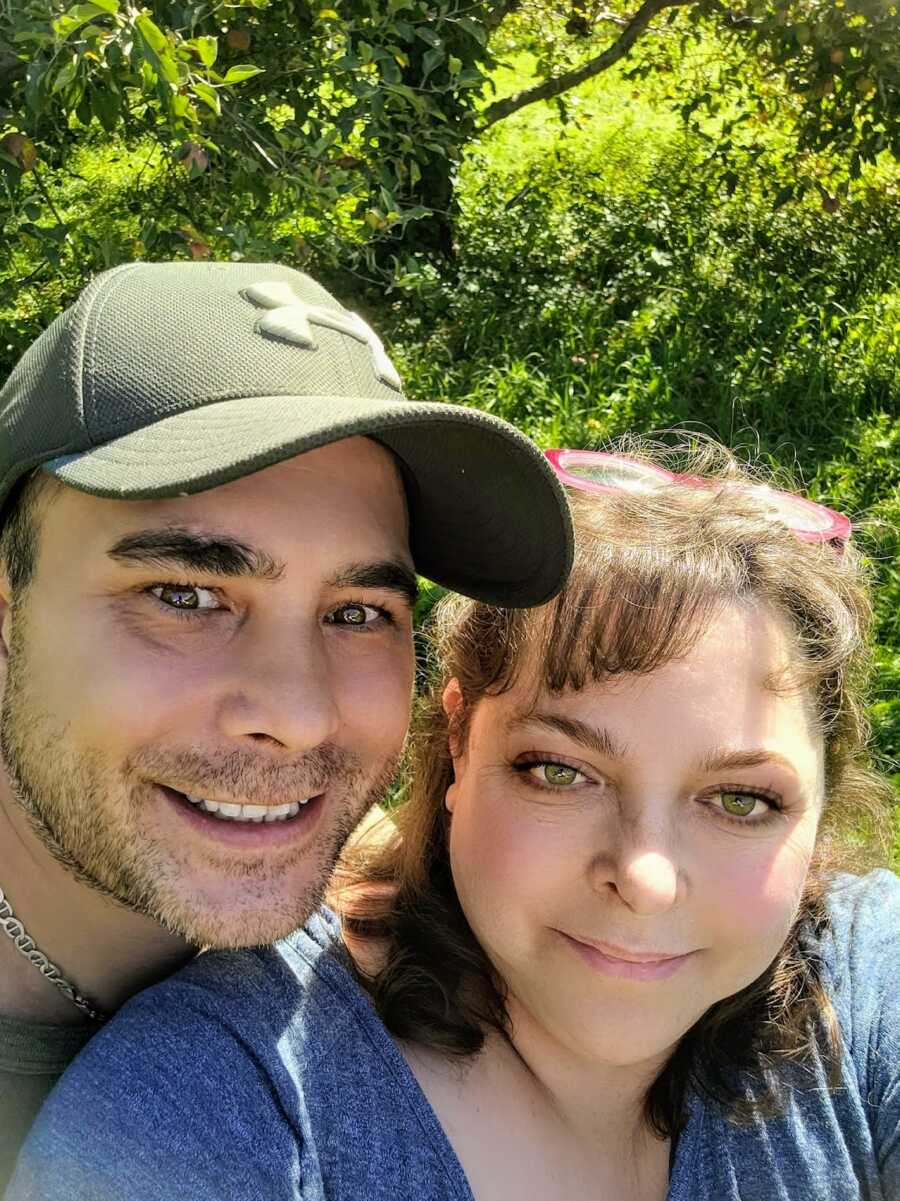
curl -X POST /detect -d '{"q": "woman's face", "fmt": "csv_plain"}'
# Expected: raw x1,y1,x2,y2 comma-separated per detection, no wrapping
444,602,825,1070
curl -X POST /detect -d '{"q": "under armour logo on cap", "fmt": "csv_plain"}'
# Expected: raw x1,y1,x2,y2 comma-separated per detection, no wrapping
242,281,402,391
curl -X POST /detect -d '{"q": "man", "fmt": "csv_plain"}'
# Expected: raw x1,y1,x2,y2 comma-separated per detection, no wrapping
0,260,572,1186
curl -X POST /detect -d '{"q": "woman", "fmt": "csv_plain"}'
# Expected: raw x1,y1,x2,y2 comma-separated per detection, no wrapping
9,439,898,1201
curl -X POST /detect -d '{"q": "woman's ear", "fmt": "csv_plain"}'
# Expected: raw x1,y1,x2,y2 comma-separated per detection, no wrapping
442,678,464,813
442,678,464,758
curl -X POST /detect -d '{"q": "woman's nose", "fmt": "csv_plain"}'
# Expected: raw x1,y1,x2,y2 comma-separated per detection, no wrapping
591,811,683,915
613,848,680,915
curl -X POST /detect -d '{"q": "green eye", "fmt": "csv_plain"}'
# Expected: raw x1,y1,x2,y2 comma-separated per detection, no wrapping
341,605,367,625
157,585,199,609
720,792,759,817
542,763,579,786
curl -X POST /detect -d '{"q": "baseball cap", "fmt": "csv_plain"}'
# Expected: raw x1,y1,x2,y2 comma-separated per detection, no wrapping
0,261,573,606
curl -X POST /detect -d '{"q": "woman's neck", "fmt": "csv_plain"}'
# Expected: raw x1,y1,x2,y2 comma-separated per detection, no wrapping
502,993,668,1158
400,1001,672,1201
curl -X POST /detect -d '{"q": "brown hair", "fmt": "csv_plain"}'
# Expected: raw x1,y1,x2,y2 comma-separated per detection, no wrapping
0,470,60,594
335,436,895,1136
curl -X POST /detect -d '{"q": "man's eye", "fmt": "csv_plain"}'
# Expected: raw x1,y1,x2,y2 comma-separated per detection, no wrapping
327,603,388,629
150,585,220,611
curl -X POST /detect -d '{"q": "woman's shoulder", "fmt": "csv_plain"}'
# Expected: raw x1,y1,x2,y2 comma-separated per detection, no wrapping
817,868,900,973
814,870,900,1091
812,869,899,1002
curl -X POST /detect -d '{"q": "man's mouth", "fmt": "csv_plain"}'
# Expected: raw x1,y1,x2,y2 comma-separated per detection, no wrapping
182,794,312,824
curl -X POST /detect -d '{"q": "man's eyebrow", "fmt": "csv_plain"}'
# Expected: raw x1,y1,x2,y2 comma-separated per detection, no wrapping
696,747,798,776
506,713,629,760
107,529,285,580
328,561,419,608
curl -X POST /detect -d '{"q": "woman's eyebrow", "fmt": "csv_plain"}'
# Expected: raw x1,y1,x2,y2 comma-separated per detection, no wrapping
696,747,799,775
506,712,629,759
107,528,284,579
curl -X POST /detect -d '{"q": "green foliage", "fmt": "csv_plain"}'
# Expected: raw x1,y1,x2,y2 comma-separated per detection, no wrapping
1,0,497,273
2,0,900,281
1,27,897,808
372,116,900,778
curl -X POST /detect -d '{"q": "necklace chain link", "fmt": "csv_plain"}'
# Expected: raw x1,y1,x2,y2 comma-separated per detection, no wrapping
0,885,106,1024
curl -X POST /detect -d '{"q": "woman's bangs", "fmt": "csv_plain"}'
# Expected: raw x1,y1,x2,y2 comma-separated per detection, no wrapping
525,555,726,696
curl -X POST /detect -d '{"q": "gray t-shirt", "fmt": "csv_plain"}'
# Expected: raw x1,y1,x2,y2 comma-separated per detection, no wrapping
7,870,900,1201
0,1015,96,1193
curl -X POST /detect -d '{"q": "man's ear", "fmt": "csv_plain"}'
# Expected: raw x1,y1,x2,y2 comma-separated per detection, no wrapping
0,567,12,673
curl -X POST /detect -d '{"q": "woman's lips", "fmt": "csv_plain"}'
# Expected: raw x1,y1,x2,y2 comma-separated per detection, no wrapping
558,931,697,981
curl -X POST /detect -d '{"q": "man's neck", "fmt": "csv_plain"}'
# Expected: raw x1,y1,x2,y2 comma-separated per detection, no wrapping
0,777,192,1026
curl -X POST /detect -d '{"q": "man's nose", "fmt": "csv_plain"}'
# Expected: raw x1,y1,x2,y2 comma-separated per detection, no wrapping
592,812,683,916
216,628,340,754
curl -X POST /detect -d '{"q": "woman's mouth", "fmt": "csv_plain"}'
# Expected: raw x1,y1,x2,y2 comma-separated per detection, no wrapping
558,931,698,981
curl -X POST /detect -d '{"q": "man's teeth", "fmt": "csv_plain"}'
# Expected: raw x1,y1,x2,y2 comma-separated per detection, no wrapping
183,795,310,822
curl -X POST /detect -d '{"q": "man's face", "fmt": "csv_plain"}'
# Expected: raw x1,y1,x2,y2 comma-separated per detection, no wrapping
0,438,416,947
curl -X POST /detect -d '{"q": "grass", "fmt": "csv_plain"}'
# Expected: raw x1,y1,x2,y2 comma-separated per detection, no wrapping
373,56,900,844
2,44,898,854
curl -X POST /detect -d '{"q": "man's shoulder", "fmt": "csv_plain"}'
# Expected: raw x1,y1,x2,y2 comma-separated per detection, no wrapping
114,905,348,1039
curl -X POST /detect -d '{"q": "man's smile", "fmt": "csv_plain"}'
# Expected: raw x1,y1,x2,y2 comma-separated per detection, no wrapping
157,785,327,847
183,794,312,823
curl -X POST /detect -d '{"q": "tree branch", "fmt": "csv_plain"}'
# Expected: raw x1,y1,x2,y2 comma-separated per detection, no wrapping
482,0,526,33
0,56,26,101
480,0,694,127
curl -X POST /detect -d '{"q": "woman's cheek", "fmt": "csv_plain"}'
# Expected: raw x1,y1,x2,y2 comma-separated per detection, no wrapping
449,786,574,946
702,831,815,969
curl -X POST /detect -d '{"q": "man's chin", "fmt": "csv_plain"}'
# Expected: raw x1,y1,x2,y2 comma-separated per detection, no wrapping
145,858,335,948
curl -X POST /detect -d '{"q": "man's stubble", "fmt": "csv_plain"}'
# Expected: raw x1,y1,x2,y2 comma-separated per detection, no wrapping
0,610,401,948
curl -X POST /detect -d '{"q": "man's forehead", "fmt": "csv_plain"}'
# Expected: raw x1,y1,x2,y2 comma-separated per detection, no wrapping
40,440,412,572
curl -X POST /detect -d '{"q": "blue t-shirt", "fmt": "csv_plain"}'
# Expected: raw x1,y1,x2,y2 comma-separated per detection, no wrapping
7,871,900,1201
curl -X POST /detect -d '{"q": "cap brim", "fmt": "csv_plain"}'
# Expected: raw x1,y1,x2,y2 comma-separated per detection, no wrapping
43,394,573,607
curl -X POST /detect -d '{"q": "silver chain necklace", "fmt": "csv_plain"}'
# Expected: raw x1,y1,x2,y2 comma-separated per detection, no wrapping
0,884,106,1024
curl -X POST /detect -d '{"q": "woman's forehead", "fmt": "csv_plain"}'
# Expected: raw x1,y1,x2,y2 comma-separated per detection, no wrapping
474,604,823,760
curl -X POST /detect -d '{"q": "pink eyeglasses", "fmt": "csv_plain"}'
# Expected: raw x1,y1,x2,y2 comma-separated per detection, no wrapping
545,449,851,546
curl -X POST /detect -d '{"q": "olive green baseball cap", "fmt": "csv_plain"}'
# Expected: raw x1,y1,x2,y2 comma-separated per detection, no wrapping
0,261,572,606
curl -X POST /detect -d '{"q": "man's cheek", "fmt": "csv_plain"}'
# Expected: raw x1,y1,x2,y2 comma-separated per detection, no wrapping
336,655,414,741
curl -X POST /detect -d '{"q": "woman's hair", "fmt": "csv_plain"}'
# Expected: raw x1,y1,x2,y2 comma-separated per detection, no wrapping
335,435,895,1136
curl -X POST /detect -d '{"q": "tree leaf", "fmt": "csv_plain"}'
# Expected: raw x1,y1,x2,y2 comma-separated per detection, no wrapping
91,86,121,131
222,64,265,84
53,1,116,40
457,17,487,46
51,58,79,95
135,15,167,55
772,184,794,209
193,81,221,114
24,62,48,116
421,46,444,82
191,36,218,68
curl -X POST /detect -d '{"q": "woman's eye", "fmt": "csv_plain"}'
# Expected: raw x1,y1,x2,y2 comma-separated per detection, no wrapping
327,603,387,629
715,791,770,819
150,584,220,611
531,762,585,787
